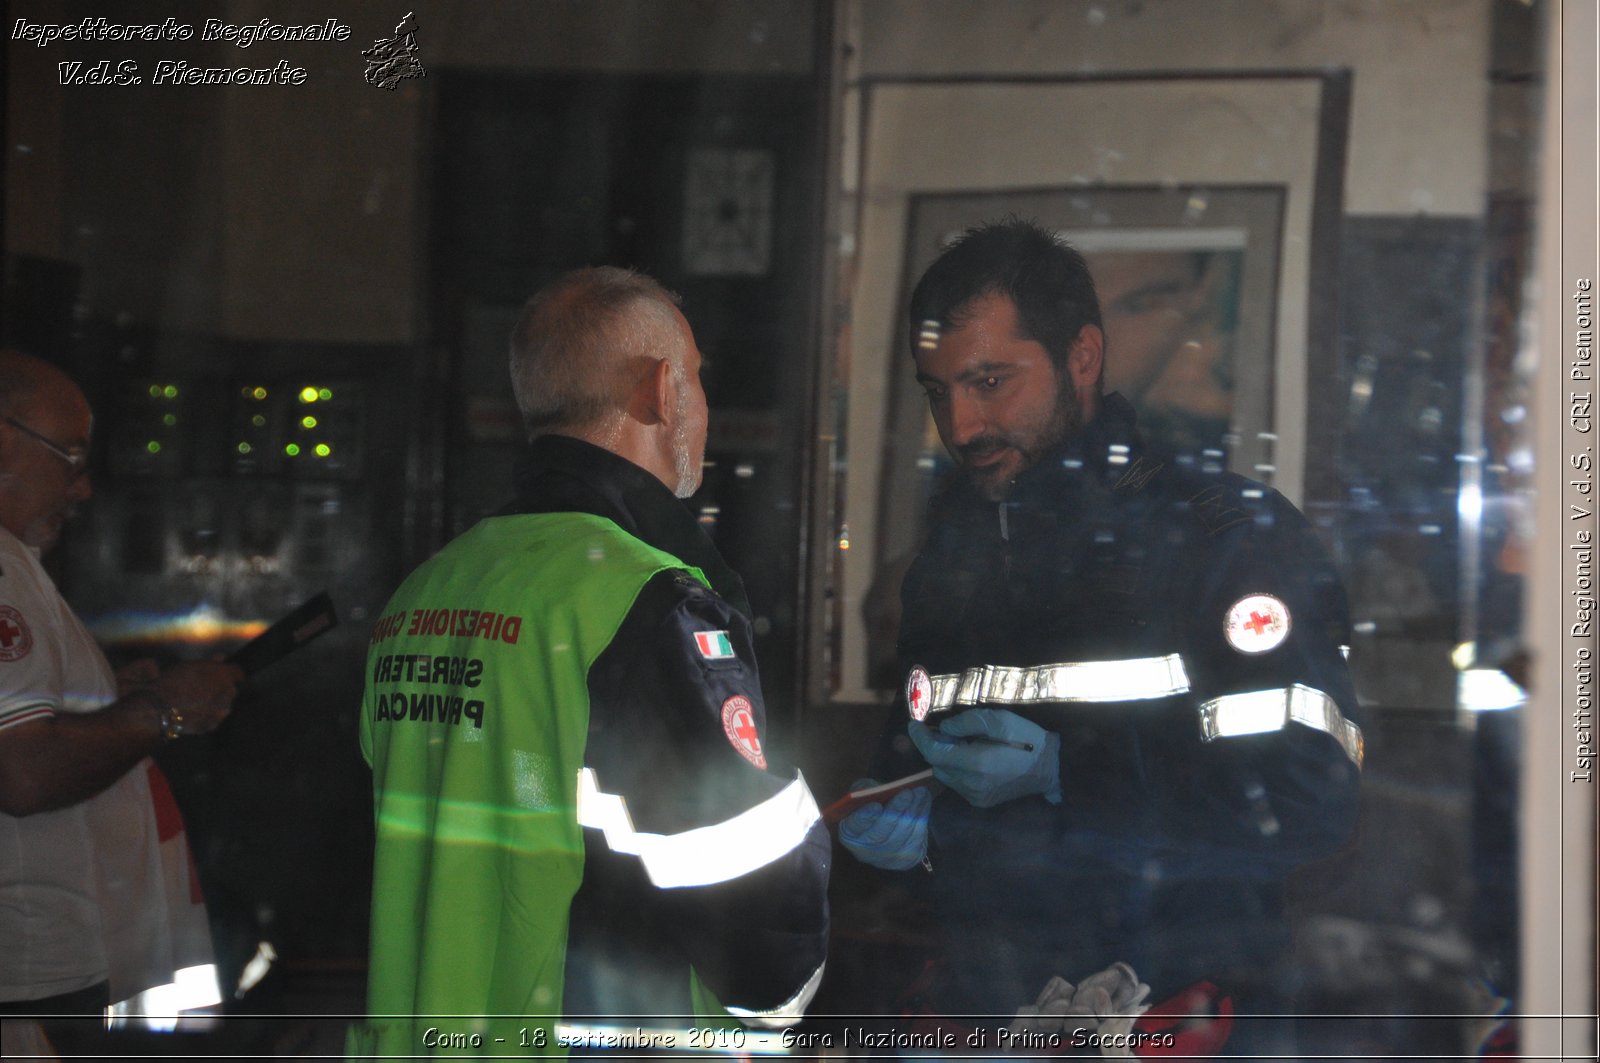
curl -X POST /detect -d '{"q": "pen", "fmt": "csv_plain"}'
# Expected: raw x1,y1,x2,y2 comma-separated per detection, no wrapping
956,735,1035,753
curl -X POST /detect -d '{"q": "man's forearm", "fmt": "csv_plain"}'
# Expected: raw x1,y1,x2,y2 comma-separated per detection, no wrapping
0,690,169,816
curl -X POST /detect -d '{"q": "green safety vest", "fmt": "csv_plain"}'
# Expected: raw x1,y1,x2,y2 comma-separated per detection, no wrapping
348,512,717,1057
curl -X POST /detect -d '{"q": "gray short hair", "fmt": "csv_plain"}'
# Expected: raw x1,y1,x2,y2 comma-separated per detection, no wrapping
508,267,684,439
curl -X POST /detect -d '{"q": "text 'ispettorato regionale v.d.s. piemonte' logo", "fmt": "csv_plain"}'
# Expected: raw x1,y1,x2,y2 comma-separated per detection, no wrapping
11,12,428,91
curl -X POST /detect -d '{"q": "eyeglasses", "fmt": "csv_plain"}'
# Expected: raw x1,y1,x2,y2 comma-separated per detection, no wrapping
2,416,89,475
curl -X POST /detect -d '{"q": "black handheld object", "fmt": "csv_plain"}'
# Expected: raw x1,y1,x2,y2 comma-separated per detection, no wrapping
227,593,339,676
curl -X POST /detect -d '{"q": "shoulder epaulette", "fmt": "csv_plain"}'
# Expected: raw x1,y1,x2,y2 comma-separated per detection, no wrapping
1112,455,1164,493
1184,482,1254,538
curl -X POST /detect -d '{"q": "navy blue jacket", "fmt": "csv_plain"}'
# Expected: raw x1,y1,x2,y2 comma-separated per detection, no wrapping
886,394,1361,1014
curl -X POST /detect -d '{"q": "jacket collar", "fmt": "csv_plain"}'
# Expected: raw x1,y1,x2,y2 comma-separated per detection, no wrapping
505,434,751,618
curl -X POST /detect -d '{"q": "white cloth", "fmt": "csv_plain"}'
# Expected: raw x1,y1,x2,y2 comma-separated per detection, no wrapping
1011,962,1152,1058
0,526,213,1006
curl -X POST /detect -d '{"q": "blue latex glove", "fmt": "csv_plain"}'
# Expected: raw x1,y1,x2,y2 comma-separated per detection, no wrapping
910,708,1062,808
839,782,933,870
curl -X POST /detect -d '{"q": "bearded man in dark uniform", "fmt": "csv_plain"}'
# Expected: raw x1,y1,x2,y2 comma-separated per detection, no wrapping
840,220,1362,1056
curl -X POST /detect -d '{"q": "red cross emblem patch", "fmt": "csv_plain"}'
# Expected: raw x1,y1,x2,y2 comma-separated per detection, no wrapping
720,695,766,769
0,606,33,662
1224,594,1291,654
905,666,933,721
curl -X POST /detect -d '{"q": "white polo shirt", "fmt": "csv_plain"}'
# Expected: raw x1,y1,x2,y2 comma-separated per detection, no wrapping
0,526,188,1004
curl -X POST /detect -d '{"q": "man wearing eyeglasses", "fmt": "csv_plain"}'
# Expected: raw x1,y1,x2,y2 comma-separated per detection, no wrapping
0,349,242,1053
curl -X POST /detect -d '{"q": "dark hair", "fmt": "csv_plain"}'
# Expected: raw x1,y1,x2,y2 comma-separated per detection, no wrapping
908,218,1103,378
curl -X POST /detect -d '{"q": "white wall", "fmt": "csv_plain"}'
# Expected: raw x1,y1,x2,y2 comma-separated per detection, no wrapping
854,0,1490,217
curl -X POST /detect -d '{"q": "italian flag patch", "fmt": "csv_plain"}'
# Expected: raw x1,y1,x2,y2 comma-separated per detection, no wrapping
694,631,735,659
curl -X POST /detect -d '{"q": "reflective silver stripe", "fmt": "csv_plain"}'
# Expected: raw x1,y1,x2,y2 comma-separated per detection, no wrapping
1457,667,1527,713
726,961,826,1030
924,654,1191,711
1197,685,1364,767
576,769,821,889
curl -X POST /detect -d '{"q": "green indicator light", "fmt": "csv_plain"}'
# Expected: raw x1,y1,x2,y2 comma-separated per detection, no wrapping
162,414,177,427
285,443,301,457
163,385,179,399
318,388,333,401
146,441,161,454
314,443,331,458
251,414,267,428
148,385,162,399
237,442,252,455
299,387,318,404
252,386,268,400
301,415,318,429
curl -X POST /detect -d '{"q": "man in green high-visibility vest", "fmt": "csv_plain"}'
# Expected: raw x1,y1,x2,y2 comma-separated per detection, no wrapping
350,268,829,1057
